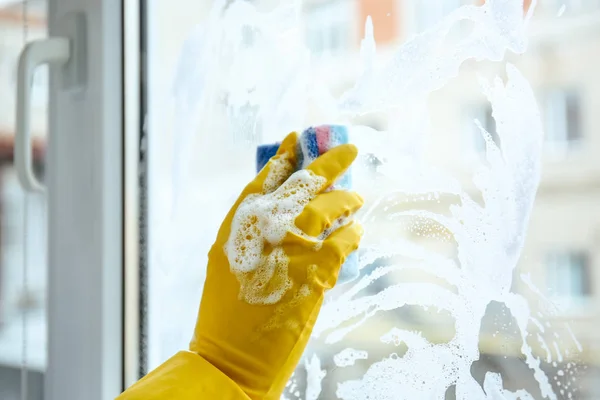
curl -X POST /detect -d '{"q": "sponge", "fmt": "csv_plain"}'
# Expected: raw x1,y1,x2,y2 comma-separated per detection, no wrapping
256,125,359,283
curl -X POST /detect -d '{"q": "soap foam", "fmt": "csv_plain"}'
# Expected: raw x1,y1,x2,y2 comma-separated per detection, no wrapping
262,153,296,194
334,348,369,367
305,354,326,400
225,164,326,304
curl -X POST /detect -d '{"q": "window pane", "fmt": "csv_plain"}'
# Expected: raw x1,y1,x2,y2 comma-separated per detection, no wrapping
0,1,47,400
144,1,600,398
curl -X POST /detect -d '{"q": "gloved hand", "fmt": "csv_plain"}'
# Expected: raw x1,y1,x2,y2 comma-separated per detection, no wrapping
116,131,363,400
190,131,364,399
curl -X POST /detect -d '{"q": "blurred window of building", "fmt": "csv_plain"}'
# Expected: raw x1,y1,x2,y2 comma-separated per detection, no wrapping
364,152,384,176
543,88,582,153
0,169,22,323
0,3,48,397
414,0,464,33
305,0,352,55
545,0,600,14
359,255,393,295
545,251,592,310
465,103,500,155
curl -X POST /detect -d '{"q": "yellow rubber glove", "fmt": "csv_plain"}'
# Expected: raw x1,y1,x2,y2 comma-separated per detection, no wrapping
192,131,363,399
117,131,363,400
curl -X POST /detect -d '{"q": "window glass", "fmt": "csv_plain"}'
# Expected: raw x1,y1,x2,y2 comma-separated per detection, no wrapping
145,0,600,398
0,1,48,400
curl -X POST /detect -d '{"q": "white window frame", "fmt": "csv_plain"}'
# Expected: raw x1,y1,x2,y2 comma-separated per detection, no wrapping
44,0,131,398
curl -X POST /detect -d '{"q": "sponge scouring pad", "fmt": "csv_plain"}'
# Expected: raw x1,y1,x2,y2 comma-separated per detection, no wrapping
256,125,359,284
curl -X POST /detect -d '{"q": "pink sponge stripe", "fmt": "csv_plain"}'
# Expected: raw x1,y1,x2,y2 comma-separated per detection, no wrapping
315,125,331,154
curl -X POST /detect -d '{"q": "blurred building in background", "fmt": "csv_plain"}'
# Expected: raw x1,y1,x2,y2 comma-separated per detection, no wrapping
0,1,47,399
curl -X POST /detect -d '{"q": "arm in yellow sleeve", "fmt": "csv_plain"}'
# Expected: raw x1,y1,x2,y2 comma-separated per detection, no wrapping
116,351,250,400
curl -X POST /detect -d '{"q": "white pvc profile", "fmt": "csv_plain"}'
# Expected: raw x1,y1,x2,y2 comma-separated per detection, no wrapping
123,0,142,389
45,0,124,399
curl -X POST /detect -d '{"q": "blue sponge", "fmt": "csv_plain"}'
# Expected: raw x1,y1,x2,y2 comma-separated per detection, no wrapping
256,143,281,173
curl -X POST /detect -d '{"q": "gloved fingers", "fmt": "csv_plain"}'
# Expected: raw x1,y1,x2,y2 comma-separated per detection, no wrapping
251,131,298,194
305,144,357,191
295,190,364,237
318,221,363,283
276,131,299,157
